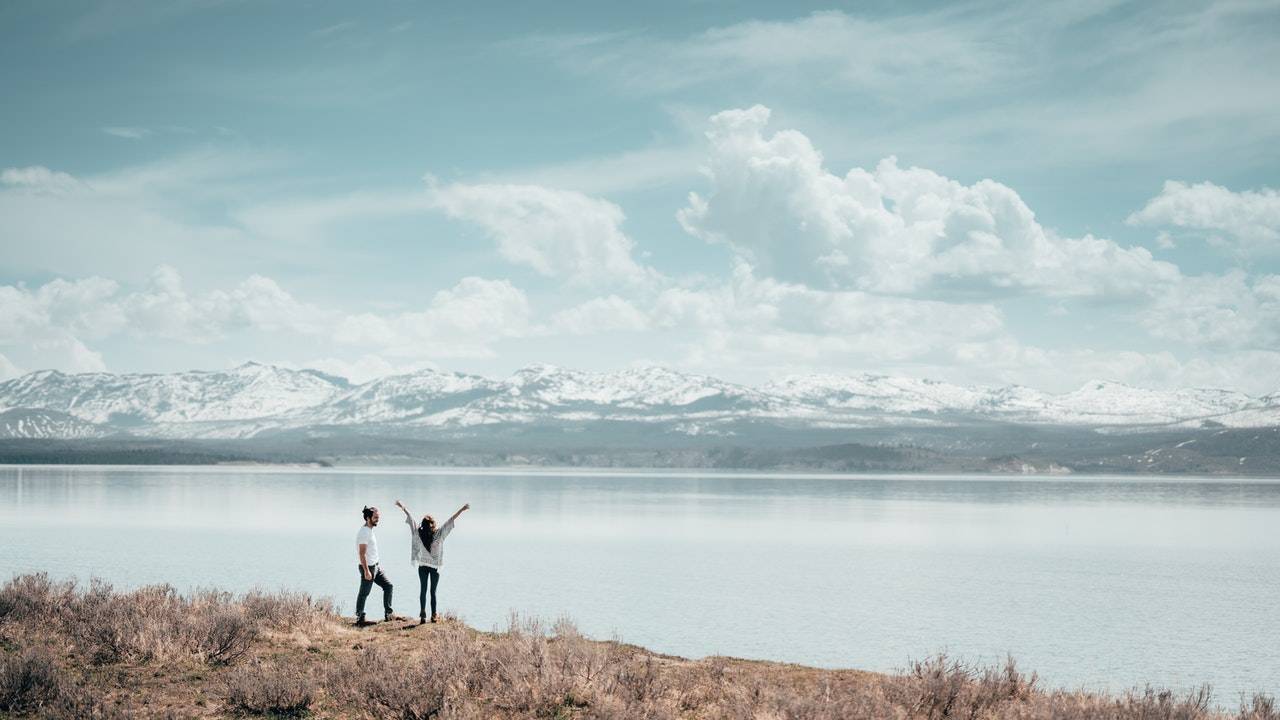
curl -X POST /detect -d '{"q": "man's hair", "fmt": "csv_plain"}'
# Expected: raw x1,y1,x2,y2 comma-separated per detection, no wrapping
362,506,376,521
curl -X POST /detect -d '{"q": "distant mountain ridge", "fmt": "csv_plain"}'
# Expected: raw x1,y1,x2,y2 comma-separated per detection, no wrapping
0,362,1276,441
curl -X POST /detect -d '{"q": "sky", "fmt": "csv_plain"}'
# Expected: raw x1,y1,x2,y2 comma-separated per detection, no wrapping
1,0,1279,394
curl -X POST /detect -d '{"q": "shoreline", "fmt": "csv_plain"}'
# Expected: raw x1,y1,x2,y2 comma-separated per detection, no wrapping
1,573,1275,719
3,461,1279,482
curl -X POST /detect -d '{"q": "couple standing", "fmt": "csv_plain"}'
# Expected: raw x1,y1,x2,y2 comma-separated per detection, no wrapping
355,499,470,626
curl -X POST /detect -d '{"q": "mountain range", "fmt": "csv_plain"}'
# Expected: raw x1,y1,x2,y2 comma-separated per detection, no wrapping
0,361,1277,440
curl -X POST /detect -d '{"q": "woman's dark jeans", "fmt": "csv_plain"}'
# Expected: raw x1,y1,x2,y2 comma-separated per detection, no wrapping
418,566,440,617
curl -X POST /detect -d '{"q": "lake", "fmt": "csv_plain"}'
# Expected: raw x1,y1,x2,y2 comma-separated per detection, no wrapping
1,465,1277,703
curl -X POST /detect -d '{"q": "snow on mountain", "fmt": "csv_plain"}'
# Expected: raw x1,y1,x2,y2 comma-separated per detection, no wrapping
1029,381,1258,426
0,362,348,426
0,363,1276,440
0,408,112,439
762,374,990,414
496,364,774,412
304,368,499,425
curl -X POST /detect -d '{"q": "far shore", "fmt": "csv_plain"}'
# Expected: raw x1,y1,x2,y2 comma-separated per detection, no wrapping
4,460,1280,483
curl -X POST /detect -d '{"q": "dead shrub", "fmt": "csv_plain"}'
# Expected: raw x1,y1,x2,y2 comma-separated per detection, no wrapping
326,646,452,720
62,581,260,666
225,659,318,717
243,589,335,631
1240,694,1279,720
40,684,132,720
0,573,74,624
888,653,1043,720
67,580,176,664
0,647,63,714
191,607,257,665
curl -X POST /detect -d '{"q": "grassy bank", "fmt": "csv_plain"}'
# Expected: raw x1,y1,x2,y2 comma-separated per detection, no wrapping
0,574,1274,719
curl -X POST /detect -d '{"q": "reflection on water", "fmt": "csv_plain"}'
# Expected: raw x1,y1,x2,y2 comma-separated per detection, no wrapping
2,465,1278,701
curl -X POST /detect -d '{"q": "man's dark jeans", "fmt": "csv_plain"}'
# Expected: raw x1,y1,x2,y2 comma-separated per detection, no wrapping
356,563,393,618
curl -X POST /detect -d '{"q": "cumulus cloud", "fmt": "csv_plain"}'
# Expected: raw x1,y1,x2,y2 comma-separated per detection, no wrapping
0,267,331,374
1127,180,1280,254
1138,271,1280,349
120,265,329,343
649,261,1007,374
678,106,1181,297
0,278,110,376
0,269,539,374
429,181,659,286
549,295,650,335
334,276,531,358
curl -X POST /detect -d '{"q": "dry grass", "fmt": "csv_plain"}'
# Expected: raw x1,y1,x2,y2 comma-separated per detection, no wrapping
225,658,318,717
0,572,1276,719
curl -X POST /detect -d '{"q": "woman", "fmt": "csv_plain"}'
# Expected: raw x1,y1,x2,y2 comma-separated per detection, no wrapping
394,499,470,624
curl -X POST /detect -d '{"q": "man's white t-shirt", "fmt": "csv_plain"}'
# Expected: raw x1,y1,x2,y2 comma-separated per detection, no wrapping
356,524,380,566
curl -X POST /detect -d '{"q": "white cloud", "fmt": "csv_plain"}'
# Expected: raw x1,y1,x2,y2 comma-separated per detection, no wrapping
0,269,538,374
1127,180,1280,254
549,296,650,335
429,181,659,286
1139,271,1280,349
942,341,1280,397
678,106,1180,297
532,5,1280,171
1,166,82,194
119,265,329,343
0,277,123,345
234,190,432,244
0,155,274,278
527,10,1007,97
477,144,700,196
334,276,531,358
649,261,1007,375
103,126,153,140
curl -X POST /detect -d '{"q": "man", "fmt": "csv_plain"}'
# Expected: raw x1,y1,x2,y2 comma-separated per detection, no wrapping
355,505,394,625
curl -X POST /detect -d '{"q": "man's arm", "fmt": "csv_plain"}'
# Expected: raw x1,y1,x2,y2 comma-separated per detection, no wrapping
358,543,372,581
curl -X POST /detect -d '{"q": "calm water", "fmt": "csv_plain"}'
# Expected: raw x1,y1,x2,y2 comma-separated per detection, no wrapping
2,465,1277,702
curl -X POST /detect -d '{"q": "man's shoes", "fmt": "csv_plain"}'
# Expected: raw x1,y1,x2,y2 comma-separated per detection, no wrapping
430,613,438,624
355,614,374,627
385,611,394,622
419,613,427,625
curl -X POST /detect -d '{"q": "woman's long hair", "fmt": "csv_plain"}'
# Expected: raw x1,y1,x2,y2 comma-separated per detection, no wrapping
418,517,436,552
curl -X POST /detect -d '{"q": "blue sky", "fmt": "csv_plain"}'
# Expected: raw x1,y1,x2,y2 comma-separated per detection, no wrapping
1,0,1278,393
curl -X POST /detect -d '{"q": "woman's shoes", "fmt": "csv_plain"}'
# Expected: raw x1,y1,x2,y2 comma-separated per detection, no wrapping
419,613,427,625
430,614,438,624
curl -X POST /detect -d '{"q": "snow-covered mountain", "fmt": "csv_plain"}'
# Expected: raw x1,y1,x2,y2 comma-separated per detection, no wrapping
0,363,1276,440
0,363,349,427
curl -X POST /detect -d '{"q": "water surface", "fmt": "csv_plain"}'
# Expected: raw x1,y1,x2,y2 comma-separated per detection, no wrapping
1,465,1277,702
